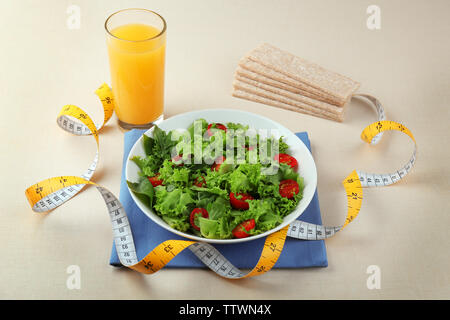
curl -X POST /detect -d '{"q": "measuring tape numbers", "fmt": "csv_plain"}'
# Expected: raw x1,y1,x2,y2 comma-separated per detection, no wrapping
24,84,416,279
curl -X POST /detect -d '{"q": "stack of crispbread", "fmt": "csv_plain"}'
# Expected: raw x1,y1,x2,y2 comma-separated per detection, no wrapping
232,43,360,122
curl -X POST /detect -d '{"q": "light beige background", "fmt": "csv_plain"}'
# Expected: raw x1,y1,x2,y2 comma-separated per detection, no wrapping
1,0,449,299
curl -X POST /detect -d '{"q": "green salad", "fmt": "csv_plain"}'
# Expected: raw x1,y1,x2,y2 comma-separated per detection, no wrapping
127,119,304,239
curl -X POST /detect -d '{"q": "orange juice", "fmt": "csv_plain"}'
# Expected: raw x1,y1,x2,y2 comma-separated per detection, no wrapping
106,23,166,125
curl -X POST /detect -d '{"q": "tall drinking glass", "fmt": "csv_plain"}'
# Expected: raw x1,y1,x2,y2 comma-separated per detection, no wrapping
105,9,166,129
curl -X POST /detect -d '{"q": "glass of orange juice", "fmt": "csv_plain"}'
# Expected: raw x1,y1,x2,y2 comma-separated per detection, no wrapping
105,9,166,129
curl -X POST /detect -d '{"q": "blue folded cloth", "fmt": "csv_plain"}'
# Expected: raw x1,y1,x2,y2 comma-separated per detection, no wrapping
110,130,328,269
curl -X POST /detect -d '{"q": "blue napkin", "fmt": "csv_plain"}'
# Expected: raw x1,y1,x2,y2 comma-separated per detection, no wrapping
110,130,328,269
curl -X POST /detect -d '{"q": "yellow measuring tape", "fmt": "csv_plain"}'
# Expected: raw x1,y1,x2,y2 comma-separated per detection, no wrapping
24,84,417,279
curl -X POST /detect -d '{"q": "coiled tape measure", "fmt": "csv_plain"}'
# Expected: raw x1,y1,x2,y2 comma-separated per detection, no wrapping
24,84,416,279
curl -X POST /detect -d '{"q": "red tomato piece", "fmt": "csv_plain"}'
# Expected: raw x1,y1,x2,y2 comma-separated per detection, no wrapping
274,153,298,171
207,123,227,137
232,219,256,238
211,156,226,171
279,179,300,199
229,192,254,210
189,208,209,231
148,173,163,187
193,176,206,187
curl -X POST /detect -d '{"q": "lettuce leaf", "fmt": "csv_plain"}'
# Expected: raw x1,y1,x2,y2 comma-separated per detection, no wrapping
143,134,154,156
206,196,231,220
154,187,195,217
161,215,190,232
225,122,249,131
126,177,155,207
190,185,228,197
198,216,232,239
199,217,219,238
278,137,289,154
152,125,178,160
158,160,190,188
228,169,251,193
258,212,284,231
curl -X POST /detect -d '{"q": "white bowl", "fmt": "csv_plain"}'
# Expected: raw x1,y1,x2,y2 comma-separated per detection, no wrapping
126,109,317,244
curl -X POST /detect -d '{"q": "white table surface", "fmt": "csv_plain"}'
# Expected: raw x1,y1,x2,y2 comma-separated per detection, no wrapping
1,0,449,299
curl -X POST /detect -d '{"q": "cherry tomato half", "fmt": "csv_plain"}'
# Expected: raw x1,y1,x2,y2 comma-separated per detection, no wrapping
148,173,163,187
279,179,300,199
229,192,254,210
193,176,206,188
189,208,209,231
274,153,298,171
232,219,256,238
207,123,227,137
